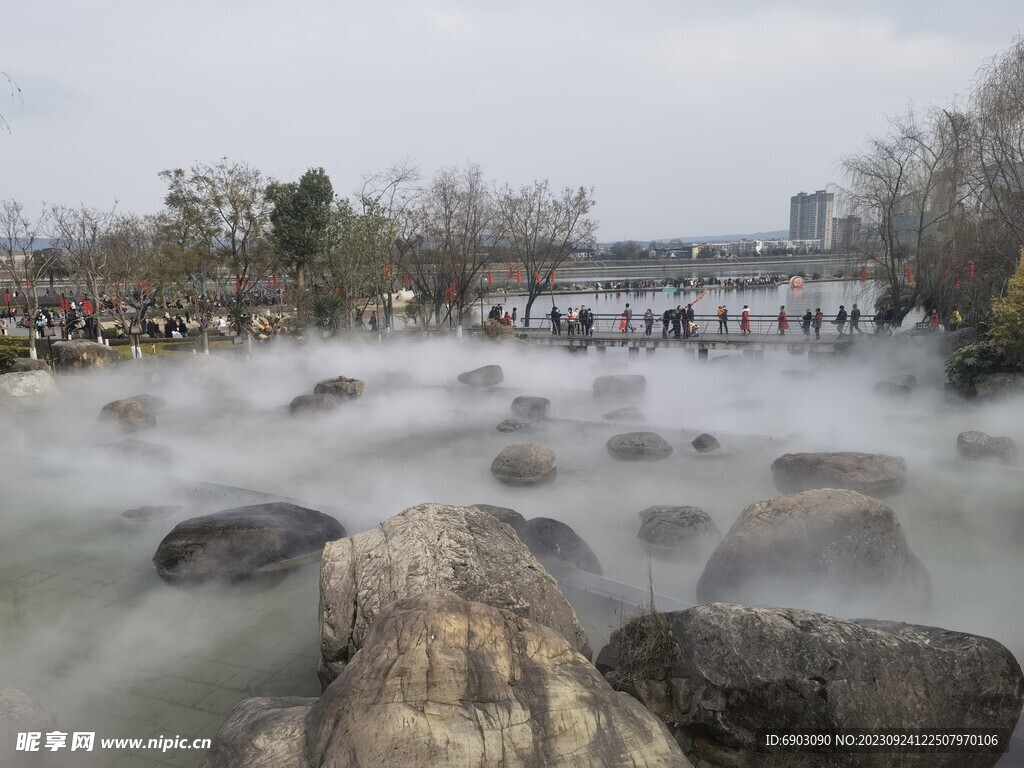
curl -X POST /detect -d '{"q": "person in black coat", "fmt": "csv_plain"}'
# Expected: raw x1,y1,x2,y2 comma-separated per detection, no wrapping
550,307,562,335
661,308,672,338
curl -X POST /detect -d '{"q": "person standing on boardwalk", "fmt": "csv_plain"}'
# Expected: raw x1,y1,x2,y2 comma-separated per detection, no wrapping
623,303,635,333
686,304,695,337
671,307,682,338
511,307,517,327
550,306,562,335
719,306,729,335
661,307,671,338
740,305,751,335
835,305,848,336
566,307,577,336
777,305,789,335
813,308,823,340
849,304,863,334
643,309,654,337
801,309,812,337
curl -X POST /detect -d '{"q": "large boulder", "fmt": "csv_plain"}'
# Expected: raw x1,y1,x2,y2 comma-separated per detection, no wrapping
0,370,58,412
696,489,930,611
510,395,550,420
490,442,556,485
153,502,346,582
51,339,119,370
975,372,1024,399
318,503,590,687
519,517,603,575
313,376,364,401
471,503,526,532
771,451,906,496
956,430,1018,463
602,406,647,423
636,506,721,554
607,431,673,460
593,374,647,399
289,393,339,415
99,398,157,432
603,603,1024,768
206,594,690,768
458,364,503,387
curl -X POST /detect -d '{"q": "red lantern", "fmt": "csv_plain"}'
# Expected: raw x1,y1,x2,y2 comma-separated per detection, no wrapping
967,260,975,280
5,293,10,304
487,272,493,285
271,274,278,288
551,270,557,282
83,300,93,316
508,266,513,279
384,265,392,280
534,271,541,284
516,269,522,284
403,272,410,286
904,267,913,284
954,281,961,291
25,278,30,287
140,279,147,293
859,265,868,281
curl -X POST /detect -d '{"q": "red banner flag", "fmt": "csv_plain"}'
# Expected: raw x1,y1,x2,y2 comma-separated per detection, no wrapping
403,272,410,286
551,270,556,282
141,279,147,293
5,294,10,304
83,300,93,315
904,267,913,284
25,278,30,287
516,268,521,284
271,274,278,287
967,260,975,279
508,266,513,279
859,265,868,281
487,272,492,285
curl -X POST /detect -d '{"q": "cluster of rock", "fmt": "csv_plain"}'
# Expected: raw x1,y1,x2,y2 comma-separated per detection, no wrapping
152,502,346,582
601,602,1024,767
204,504,685,768
289,375,364,415
471,504,603,575
497,395,550,432
697,488,930,611
957,430,1018,463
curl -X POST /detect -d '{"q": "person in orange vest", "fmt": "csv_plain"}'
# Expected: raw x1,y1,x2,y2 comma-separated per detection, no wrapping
813,308,823,340
740,305,751,335
777,305,789,335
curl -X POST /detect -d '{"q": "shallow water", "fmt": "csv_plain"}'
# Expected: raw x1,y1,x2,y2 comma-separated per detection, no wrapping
1,333,1022,765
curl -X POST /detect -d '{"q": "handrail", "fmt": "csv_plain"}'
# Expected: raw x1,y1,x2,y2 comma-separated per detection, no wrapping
510,312,878,337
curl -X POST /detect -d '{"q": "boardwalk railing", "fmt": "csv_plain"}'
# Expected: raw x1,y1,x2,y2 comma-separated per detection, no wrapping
514,313,879,338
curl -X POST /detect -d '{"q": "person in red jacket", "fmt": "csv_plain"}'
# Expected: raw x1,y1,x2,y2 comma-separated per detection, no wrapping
740,305,751,335
777,305,789,335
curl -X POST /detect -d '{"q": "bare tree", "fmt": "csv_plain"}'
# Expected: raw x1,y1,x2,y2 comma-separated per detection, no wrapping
48,203,117,342
0,200,56,358
1,70,22,133
105,214,160,356
493,181,597,327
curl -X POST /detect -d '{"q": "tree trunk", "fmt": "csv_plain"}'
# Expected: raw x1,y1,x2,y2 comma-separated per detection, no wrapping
296,264,305,324
202,329,210,355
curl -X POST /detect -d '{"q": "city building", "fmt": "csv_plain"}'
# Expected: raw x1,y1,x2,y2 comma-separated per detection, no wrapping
789,190,834,251
832,216,861,252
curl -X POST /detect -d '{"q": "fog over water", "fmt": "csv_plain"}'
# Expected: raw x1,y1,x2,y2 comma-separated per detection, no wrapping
1,330,1022,765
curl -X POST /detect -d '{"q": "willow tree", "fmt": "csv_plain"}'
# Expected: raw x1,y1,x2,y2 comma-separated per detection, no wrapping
493,181,596,328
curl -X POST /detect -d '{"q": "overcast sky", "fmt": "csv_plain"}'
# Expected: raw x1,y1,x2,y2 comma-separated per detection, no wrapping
2,1,1021,241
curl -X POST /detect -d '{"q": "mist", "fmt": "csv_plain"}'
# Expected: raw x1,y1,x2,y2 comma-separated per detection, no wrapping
2,333,1022,765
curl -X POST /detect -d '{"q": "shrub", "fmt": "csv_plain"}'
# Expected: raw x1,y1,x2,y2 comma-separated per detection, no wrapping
988,253,1024,363
945,341,1006,394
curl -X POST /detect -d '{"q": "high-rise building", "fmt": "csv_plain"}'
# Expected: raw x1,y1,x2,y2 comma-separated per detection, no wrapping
831,215,862,252
789,190,834,251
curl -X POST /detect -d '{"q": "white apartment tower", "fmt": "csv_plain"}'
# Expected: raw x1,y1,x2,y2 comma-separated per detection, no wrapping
789,190,835,251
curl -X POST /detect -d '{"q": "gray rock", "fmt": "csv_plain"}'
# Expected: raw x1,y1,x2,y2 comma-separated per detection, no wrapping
975,372,1024,399
510,395,550,420
636,506,721,553
471,503,525,531
458,364,503,387
696,488,930,611
607,432,673,460
602,406,647,423
99,398,157,432
690,433,720,453
519,517,603,575
7,357,49,372
0,370,58,412
51,339,119,370
198,697,314,768
490,442,556,485
122,505,181,522
313,375,365,400
771,451,906,496
957,430,1018,463
318,504,590,687
496,418,531,433
593,374,647,398
873,380,912,398
288,393,338,415
128,393,166,412
153,502,346,582
604,603,1024,768
208,594,689,768
890,373,918,389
